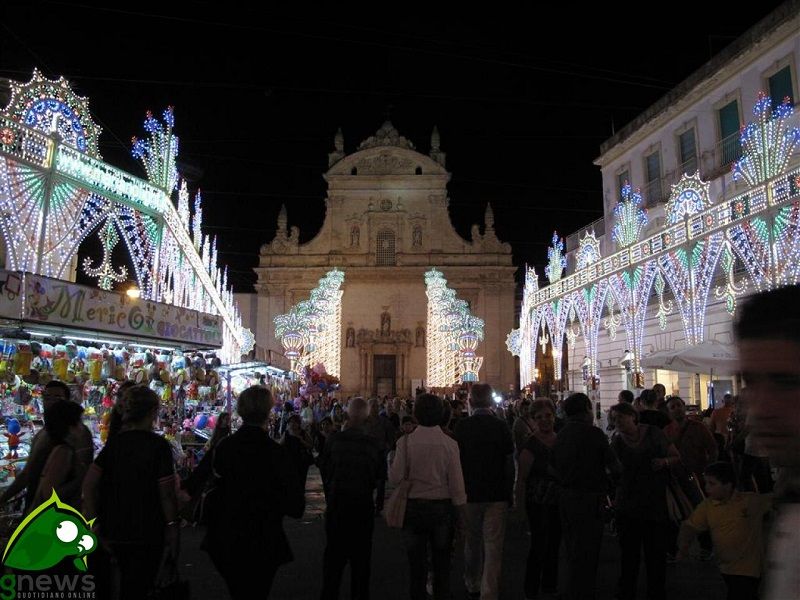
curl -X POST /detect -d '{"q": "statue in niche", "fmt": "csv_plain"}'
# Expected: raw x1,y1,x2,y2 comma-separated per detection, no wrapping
350,224,360,247
412,225,423,248
380,311,391,336
345,327,355,348
416,326,425,348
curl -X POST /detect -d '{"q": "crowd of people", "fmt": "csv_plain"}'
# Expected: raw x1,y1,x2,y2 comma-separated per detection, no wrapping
0,285,796,600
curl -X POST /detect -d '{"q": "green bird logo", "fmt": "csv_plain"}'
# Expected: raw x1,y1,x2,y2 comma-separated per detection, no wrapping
2,491,97,572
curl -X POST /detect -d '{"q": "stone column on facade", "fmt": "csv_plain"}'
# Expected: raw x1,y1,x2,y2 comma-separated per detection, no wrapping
367,350,373,397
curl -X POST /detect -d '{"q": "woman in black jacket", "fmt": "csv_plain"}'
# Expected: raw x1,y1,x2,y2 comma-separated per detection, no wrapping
204,386,304,599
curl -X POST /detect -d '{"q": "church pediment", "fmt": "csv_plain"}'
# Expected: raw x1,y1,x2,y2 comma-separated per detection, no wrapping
327,146,447,178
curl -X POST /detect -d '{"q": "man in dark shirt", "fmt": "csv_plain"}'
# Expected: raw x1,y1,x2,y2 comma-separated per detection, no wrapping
638,389,672,430
319,397,381,600
454,383,514,600
551,393,620,600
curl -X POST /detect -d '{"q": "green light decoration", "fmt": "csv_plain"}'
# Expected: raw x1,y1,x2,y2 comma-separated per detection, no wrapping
82,220,127,290
654,271,672,330
734,92,800,187
715,243,745,315
612,183,648,248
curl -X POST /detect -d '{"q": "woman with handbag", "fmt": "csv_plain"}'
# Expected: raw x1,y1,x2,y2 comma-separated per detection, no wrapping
388,393,467,600
514,399,561,600
610,402,681,600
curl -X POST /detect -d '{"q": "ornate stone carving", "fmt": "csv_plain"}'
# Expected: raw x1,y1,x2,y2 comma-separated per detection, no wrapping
358,121,416,151
355,154,414,175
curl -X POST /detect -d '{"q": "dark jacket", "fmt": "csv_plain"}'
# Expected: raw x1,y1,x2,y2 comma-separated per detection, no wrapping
320,427,382,506
551,418,619,494
454,412,515,503
205,424,303,566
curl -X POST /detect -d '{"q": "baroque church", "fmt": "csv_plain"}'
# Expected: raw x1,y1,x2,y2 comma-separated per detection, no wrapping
236,122,516,397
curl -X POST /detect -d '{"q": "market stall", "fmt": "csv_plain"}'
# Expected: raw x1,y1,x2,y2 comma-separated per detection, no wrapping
0,270,224,487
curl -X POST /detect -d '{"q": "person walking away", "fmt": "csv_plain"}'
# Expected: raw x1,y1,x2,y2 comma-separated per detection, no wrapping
202,386,304,598
283,413,315,498
30,400,86,508
454,383,514,600
181,411,231,521
734,286,800,600
364,397,396,515
82,385,179,600
550,393,621,600
514,399,561,600
678,461,774,600
610,402,680,600
512,397,535,456
319,397,381,600
389,394,466,600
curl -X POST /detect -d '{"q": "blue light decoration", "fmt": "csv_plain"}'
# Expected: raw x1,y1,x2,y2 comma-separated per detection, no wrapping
545,231,567,284
5,69,101,156
576,230,601,270
612,183,648,248
131,106,179,193
665,172,710,225
733,92,800,187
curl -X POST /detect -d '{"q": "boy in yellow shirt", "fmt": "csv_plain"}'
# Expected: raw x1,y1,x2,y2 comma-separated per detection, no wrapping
678,462,773,600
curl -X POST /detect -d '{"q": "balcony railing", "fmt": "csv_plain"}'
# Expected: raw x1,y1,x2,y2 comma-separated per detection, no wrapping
565,217,605,252
643,178,665,207
716,132,743,168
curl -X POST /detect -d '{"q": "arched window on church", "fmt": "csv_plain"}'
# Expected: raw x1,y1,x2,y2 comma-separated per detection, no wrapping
351,167,358,175
376,229,396,266
415,166,422,175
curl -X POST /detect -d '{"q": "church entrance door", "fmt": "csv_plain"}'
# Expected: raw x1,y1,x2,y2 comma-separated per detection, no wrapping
373,354,396,397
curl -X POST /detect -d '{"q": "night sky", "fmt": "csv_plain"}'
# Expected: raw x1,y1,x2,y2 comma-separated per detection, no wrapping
1,2,788,292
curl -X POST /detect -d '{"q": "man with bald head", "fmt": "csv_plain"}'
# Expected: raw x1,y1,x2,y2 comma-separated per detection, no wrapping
319,397,382,599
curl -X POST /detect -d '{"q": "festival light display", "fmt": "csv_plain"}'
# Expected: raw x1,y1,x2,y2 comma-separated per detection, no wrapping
0,71,254,362
612,183,648,248
509,92,800,391
82,220,127,290
425,269,484,386
545,232,567,284
273,269,344,377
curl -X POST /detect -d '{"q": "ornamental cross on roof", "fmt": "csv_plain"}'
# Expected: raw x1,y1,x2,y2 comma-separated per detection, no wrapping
357,121,416,151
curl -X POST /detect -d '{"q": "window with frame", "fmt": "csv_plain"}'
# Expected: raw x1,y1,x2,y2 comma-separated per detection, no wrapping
678,128,697,175
376,229,396,266
768,65,794,110
718,100,742,166
617,170,629,201
644,151,662,205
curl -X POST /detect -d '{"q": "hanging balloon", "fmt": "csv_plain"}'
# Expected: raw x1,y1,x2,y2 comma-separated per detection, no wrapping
196,414,209,429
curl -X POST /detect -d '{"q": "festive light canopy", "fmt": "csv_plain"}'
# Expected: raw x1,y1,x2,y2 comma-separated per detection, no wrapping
425,268,484,386
0,71,253,362
509,91,800,391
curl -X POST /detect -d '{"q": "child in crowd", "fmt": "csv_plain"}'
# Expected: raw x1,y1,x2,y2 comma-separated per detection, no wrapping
677,461,774,600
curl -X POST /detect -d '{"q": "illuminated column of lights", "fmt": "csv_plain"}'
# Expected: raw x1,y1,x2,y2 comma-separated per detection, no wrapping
274,269,345,378
425,269,457,387
274,309,311,373
82,219,127,290
303,269,345,378
457,314,484,383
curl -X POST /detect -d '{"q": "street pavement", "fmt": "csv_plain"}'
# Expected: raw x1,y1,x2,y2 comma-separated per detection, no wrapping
179,467,727,599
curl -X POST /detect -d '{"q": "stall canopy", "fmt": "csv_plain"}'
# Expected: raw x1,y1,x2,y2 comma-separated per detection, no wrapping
640,340,739,374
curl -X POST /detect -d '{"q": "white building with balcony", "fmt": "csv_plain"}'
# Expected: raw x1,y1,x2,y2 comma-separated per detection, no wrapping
509,1,800,408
